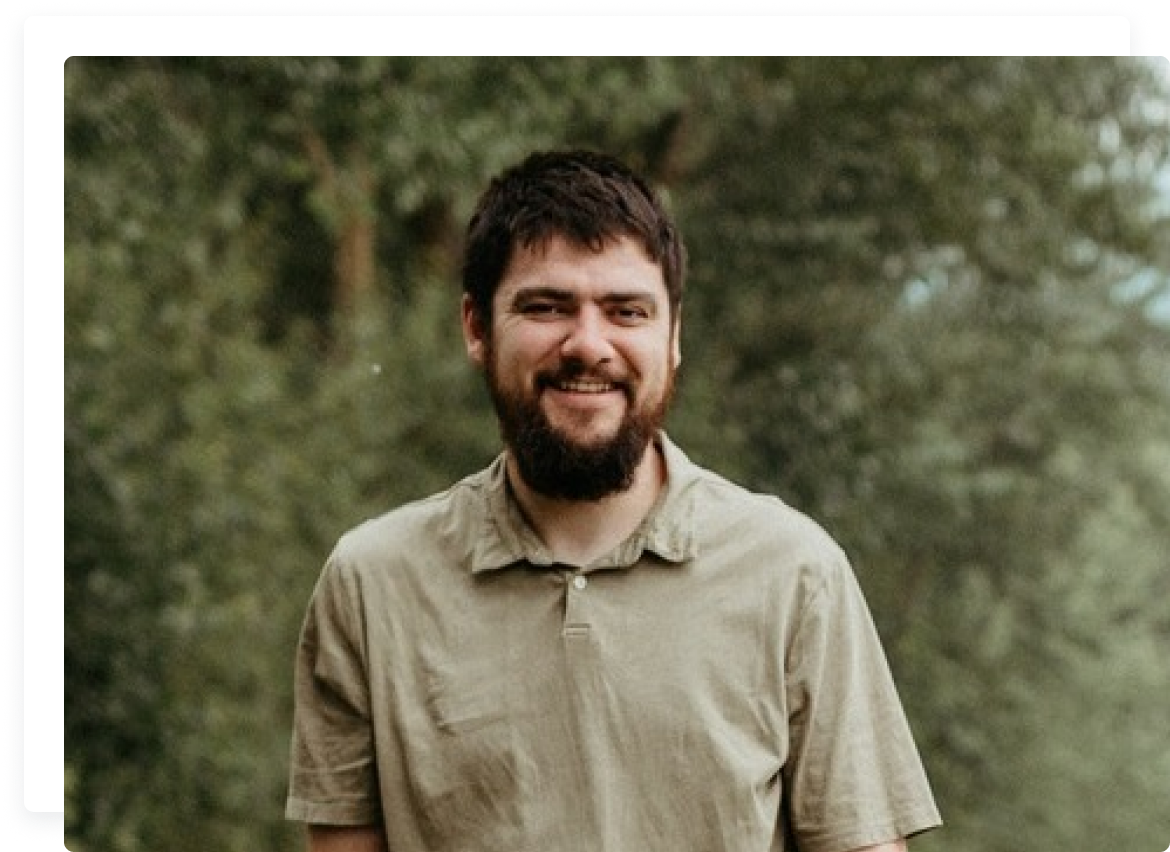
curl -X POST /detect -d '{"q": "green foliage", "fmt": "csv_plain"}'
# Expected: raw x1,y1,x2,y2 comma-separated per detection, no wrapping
65,58,1170,852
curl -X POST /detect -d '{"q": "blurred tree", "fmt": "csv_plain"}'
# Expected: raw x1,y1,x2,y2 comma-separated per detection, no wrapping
672,57,1170,852
65,57,1170,852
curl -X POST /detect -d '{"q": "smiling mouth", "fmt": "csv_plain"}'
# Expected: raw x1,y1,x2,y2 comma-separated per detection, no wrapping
553,379,619,394
538,371,633,409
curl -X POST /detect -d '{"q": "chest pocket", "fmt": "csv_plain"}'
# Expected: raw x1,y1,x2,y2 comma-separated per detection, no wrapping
425,652,509,734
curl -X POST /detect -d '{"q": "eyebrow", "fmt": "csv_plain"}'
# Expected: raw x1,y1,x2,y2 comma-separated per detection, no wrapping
509,286,661,309
510,287,575,306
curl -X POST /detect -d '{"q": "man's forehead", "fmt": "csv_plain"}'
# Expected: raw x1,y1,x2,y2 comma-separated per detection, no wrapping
487,234,674,325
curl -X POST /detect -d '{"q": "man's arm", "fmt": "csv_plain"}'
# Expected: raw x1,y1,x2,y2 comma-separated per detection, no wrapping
307,824,388,852
853,841,907,852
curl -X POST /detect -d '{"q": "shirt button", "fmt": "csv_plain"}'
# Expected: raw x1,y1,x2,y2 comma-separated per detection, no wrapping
572,575,588,590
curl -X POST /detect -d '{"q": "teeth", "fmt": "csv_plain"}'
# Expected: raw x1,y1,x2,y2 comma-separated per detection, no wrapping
558,380,614,393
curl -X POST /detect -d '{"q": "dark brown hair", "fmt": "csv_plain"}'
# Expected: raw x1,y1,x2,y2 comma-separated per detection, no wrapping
462,150,687,323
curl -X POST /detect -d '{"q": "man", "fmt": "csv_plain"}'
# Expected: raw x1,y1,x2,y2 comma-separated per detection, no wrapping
286,150,942,852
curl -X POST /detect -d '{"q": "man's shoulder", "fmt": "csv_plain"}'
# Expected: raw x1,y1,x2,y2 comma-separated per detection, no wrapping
330,463,496,568
683,458,848,568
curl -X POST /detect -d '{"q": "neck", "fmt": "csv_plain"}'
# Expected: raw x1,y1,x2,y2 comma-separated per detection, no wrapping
505,439,666,567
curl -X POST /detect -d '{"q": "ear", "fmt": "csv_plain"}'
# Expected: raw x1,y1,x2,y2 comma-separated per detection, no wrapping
670,309,683,370
461,294,488,367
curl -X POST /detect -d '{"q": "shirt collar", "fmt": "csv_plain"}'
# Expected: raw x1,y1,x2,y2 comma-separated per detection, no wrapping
468,433,700,574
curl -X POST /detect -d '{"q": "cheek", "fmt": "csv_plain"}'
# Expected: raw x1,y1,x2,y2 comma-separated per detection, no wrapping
487,339,548,390
643,339,679,377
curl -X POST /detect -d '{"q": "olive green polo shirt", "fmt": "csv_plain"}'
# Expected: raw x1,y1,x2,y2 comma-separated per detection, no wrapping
286,435,941,852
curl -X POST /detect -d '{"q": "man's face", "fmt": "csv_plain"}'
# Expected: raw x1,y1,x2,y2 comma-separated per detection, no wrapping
463,234,681,500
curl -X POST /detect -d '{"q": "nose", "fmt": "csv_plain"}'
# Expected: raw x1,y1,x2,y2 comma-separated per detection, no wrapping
560,307,616,365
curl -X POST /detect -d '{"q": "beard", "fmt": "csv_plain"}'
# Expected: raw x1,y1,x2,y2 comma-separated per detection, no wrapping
485,356,674,502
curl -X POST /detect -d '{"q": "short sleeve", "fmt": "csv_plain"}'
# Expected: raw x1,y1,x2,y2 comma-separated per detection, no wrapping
783,552,941,852
285,555,383,826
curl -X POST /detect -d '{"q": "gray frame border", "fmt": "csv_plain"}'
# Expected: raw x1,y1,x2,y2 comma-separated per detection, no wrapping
0,0,1151,837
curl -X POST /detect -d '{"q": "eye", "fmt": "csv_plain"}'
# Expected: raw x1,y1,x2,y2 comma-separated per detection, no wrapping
521,300,568,318
610,303,652,324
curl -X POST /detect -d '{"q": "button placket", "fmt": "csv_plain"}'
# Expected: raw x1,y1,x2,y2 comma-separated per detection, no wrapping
563,572,591,640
